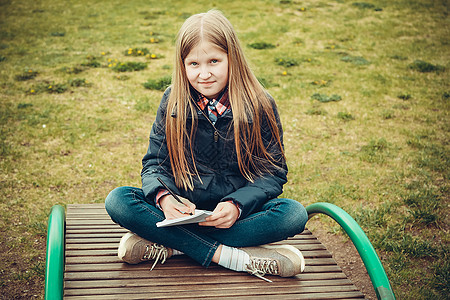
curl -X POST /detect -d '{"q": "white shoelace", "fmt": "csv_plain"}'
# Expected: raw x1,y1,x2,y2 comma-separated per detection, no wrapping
245,258,279,283
142,244,169,271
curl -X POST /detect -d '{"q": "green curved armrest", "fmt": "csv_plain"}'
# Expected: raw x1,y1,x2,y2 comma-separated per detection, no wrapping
306,202,395,300
45,205,65,300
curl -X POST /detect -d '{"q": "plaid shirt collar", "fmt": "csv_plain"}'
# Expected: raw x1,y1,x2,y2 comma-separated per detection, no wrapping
195,88,230,118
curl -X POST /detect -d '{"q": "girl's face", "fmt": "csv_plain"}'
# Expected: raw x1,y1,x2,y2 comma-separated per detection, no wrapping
184,41,228,99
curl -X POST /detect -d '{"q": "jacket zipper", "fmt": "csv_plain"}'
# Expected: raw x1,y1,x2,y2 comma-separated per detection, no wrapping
193,101,220,143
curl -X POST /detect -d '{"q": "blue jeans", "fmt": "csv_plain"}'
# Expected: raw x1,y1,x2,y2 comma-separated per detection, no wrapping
105,186,308,267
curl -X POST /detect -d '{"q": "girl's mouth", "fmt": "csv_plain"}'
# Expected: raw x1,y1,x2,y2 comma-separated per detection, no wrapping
199,81,214,86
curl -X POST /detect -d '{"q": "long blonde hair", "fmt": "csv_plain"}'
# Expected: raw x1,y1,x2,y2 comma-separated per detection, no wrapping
166,10,285,190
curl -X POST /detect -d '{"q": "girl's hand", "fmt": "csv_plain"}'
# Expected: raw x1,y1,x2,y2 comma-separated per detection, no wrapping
199,202,239,228
160,195,196,220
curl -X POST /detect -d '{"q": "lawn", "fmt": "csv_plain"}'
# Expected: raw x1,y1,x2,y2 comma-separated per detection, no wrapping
0,0,448,298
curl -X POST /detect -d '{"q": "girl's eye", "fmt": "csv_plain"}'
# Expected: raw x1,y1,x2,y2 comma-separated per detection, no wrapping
211,59,218,63
190,62,198,66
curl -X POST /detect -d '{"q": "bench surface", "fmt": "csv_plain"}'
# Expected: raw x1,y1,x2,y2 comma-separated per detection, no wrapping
64,203,365,299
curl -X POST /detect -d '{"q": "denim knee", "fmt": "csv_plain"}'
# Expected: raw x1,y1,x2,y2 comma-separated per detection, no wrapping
104,186,133,223
278,199,308,236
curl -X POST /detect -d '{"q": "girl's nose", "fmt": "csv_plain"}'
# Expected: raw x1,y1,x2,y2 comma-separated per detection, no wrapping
199,69,211,79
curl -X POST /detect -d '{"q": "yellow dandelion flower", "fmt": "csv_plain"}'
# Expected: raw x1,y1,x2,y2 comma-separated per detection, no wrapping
48,85,52,89
331,45,335,49
282,71,287,76
108,58,112,62
151,54,156,59
108,64,112,68
30,89,35,93
150,38,155,43
314,81,319,85
279,58,283,62
28,69,33,73
101,52,106,55
300,7,306,11
307,58,312,62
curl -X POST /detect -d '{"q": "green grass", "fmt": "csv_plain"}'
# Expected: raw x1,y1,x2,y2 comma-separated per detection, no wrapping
0,0,449,298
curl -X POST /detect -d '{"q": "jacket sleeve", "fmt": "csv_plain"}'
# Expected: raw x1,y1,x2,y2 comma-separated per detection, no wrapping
220,97,288,219
141,87,180,203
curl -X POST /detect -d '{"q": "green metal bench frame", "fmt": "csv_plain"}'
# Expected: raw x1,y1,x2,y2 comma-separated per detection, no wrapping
45,202,396,300
45,205,65,299
306,203,395,300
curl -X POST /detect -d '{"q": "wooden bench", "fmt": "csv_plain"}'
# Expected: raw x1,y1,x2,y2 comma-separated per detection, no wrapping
45,203,396,299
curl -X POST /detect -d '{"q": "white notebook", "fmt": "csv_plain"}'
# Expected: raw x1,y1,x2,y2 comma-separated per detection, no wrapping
156,209,213,227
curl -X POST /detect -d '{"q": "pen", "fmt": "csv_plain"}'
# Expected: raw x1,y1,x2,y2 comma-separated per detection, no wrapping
157,177,193,215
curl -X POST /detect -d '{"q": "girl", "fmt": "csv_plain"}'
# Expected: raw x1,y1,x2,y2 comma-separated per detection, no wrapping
105,9,308,282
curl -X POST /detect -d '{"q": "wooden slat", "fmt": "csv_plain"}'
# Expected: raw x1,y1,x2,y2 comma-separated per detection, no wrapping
65,225,125,230
217,293,365,300
65,242,326,252
64,290,364,300
64,269,349,281
65,261,342,273
64,284,360,297
65,237,323,246
66,219,117,225
64,278,355,289
65,256,337,265
63,204,365,299
64,248,333,259
65,234,117,240
64,256,339,268
65,291,365,300
66,228,127,234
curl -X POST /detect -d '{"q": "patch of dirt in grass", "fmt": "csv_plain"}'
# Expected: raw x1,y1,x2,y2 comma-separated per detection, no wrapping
309,219,377,300
0,235,44,299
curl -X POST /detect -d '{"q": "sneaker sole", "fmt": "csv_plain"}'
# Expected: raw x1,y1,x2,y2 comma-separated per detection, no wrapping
118,232,135,261
261,244,306,273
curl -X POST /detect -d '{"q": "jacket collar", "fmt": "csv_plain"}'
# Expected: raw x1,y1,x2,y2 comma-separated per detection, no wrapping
170,88,252,124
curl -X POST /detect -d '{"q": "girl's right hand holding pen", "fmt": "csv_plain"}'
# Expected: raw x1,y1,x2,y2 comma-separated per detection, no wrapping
160,195,196,220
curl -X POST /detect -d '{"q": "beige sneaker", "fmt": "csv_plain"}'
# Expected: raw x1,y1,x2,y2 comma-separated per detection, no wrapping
118,232,173,270
241,244,305,282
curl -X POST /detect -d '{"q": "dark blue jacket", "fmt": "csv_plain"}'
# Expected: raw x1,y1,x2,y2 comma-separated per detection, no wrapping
141,87,287,219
